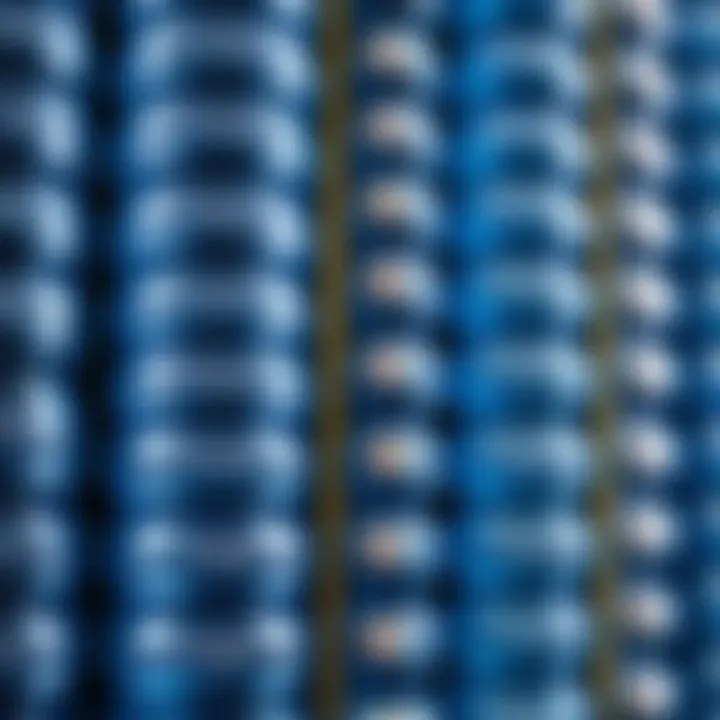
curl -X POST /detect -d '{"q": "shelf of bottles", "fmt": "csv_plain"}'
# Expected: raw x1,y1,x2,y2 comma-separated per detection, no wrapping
349,2,450,717
673,1,720,717
0,0,86,714
121,1,316,716
614,1,690,716
457,2,592,718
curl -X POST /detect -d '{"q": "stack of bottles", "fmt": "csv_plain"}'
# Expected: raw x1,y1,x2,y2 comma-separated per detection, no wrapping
615,1,688,716
0,0,85,714
349,2,449,717
457,2,592,717
674,1,720,717
121,0,315,716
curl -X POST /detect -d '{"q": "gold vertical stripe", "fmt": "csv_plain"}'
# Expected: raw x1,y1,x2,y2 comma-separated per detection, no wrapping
316,0,351,717
588,5,619,718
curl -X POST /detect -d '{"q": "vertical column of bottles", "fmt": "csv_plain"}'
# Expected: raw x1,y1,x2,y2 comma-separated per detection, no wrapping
458,3,592,717
613,2,687,717
0,0,85,714
675,2,720,717
349,3,450,717
121,1,315,716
